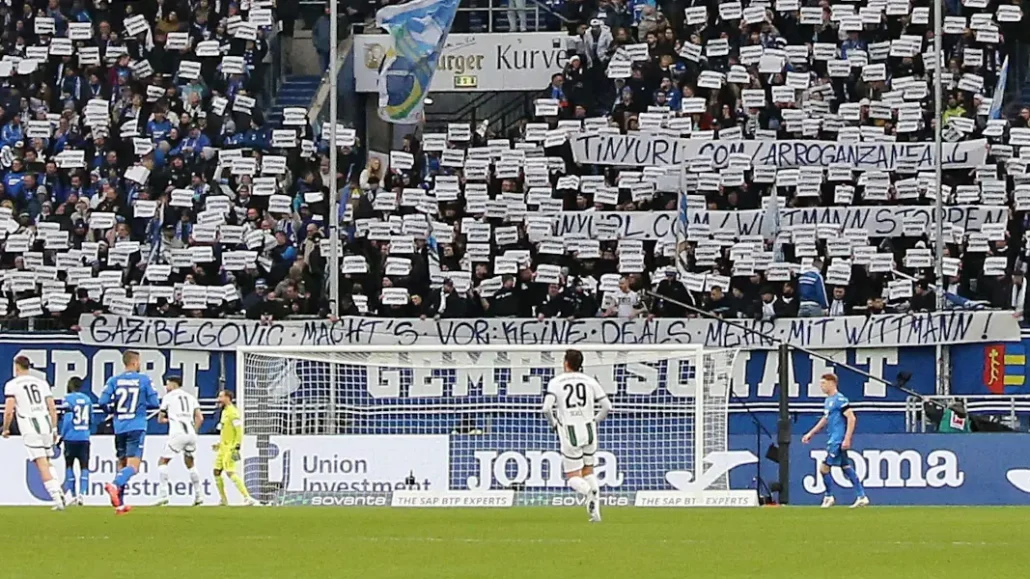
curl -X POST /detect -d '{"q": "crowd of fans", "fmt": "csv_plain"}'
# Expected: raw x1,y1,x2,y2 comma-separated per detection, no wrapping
337,0,1030,322
3,0,1030,329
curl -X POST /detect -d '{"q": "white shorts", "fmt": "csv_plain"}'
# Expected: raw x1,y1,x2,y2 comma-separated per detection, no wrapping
558,422,598,473
23,433,53,461
162,433,198,458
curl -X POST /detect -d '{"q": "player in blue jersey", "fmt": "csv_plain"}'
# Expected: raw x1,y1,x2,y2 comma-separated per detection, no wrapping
98,351,159,514
802,373,870,508
59,377,92,506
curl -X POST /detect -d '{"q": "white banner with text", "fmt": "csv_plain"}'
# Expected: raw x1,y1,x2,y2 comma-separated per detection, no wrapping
555,205,1005,241
355,32,569,93
78,311,1019,351
571,133,989,170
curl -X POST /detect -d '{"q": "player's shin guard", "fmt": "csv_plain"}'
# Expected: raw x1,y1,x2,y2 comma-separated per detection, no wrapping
158,464,170,498
568,476,591,496
821,470,834,498
842,463,866,498
228,472,251,499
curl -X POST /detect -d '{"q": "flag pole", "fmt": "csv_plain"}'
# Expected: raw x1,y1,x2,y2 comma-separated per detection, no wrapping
328,0,340,317
933,0,944,310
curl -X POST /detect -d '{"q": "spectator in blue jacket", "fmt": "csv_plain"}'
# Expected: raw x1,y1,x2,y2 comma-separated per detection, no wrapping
147,109,173,143
1,115,24,149
312,5,331,73
798,258,829,318
4,158,26,202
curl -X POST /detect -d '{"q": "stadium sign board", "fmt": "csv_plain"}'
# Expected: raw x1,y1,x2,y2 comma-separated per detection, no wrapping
354,32,569,93
0,436,254,506
784,434,1030,506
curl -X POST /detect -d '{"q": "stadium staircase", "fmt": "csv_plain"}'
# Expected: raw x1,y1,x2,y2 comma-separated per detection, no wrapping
268,75,323,126
423,91,537,136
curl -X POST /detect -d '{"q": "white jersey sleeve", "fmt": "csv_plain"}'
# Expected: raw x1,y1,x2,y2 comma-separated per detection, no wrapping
547,372,602,428
4,376,54,434
162,389,200,436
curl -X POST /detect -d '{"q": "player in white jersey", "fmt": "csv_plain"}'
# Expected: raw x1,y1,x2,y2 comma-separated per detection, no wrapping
156,376,204,506
543,349,612,522
2,356,64,510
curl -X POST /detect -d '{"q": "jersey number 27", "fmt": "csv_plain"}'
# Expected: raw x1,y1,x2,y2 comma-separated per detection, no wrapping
115,386,140,415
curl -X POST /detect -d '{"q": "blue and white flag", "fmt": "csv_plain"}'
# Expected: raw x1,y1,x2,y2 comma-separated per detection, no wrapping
989,56,1009,120
375,0,459,124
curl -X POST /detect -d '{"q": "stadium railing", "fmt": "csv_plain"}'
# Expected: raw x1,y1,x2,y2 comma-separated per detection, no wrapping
905,395,1030,432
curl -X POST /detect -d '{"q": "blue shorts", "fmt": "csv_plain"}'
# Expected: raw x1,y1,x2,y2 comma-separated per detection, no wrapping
115,431,145,459
63,441,90,467
824,443,849,468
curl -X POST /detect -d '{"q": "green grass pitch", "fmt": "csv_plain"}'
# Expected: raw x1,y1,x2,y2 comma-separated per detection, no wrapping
5,507,1024,578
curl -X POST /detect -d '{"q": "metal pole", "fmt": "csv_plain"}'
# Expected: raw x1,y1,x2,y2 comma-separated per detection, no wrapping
933,0,945,311
328,0,340,317
777,343,791,505
932,0,948,397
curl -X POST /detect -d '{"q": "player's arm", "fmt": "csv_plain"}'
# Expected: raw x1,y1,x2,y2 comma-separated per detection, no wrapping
541,379,557,430
157,394,169,423
802,416,827,443
229,409,244,460
46,395,58,436
592,379,611,422
1,394,13,437
193,407,203,433
143,377,161,409
843,408,858,449
97,377,114,408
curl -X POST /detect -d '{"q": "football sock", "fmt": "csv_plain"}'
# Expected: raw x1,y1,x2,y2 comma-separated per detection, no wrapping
822,471,834,497
584,474,599,495
568,476,591,496
113,465,136,488
63,467,75,494
78,469,89,496
215,475,227,502
188,469,201,498
44,478,63,505
228,473,250,498
158,464,170,497
842,466,866,498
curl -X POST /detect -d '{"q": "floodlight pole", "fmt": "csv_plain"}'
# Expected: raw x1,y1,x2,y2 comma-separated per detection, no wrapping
933,0,947,394
328,0,340,317
933,0,945,310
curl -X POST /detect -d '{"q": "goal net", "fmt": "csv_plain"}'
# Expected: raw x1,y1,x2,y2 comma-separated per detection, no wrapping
236,345,743,506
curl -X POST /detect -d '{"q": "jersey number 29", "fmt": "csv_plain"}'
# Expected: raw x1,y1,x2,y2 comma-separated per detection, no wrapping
115,386,140,415
563,383,587,408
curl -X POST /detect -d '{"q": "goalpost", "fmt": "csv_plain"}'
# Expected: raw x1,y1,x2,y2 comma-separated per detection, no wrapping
236,344,756,507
